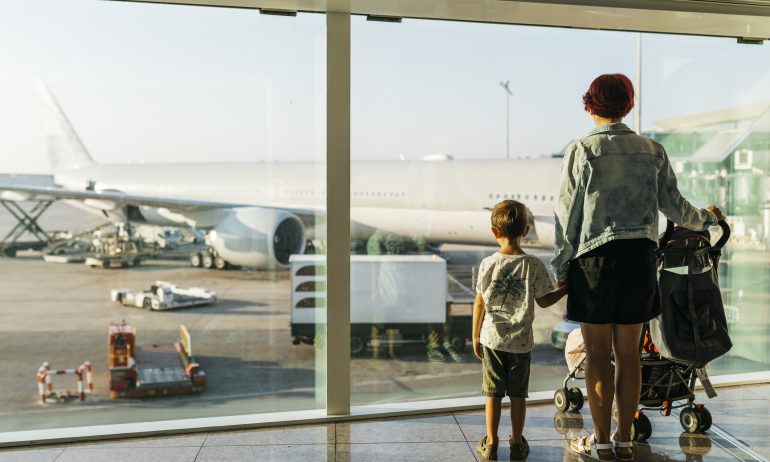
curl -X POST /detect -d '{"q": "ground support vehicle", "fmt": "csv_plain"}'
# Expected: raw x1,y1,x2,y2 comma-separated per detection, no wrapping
111,281,217,311
108,323,206,398
134,225,183,250
85,226,144,268
44,253,86,263
85,255,141,268
36,361,93,404
289,255,471,356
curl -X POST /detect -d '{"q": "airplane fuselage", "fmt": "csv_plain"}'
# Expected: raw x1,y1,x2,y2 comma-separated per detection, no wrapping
54,158,562,247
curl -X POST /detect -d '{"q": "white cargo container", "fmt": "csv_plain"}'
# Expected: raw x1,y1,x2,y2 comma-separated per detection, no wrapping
290,254,469,355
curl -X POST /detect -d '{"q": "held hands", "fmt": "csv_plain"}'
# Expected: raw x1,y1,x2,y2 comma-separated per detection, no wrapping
706,205,725,221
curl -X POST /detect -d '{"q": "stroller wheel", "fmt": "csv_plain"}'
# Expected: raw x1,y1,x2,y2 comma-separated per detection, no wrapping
553,412,567,435
634,412,653,441
696,407,712,432
680,408,701,433
554,388,570,412
568,387,584,411
678,432,712,456
553,411,585,436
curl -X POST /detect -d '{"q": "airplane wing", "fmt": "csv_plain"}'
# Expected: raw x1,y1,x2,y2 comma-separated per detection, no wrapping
0,183,319,216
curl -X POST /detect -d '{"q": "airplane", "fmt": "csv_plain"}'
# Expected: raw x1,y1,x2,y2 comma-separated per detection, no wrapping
0,85,561,270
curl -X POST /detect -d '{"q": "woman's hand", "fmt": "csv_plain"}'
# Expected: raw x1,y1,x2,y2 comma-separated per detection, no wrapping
473,340,484,360
706,205,725,221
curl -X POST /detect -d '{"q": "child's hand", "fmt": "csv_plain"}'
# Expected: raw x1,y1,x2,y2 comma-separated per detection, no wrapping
473,341,484,360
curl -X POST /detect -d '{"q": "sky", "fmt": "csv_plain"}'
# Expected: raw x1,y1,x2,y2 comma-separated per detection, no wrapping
1,0,770,173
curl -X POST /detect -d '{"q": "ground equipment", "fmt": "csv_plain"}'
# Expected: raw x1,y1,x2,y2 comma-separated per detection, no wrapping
111,281,217,311
108,323,206,398
290,254,471,356
36,361,93,404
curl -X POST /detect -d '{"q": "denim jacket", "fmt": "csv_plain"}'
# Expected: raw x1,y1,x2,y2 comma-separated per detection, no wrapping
551,123,718,282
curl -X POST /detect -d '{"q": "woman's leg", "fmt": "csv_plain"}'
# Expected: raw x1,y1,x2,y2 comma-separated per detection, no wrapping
581,323,614,444
612,323,643,441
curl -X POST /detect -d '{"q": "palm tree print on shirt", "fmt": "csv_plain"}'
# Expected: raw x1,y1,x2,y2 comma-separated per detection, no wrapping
488,268,526,311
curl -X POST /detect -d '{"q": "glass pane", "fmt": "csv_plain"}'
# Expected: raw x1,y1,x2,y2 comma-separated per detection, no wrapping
0,1,326,433
349,17,637,405
642,34,770,374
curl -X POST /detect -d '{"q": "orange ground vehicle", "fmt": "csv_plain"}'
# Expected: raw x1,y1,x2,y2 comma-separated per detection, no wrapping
108,322,206,398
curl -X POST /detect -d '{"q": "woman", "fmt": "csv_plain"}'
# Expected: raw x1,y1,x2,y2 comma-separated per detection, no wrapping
552,74,724,461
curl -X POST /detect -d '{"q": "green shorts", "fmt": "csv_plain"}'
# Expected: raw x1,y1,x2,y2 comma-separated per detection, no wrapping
481,346,531,399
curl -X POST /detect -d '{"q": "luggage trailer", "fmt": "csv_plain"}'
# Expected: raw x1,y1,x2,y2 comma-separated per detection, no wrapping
108,323,206,398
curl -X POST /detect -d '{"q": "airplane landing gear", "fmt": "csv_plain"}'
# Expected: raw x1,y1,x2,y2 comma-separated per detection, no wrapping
191,248,233,270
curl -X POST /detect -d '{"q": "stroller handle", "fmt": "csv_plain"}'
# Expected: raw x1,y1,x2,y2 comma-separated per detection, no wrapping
714,220,731,249
659,219,731,250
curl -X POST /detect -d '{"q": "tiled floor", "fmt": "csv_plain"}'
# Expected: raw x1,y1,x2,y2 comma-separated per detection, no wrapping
1,384,769,461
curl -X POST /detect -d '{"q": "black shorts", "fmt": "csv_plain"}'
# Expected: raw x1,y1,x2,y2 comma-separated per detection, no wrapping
481,346,530,399
567,238,660,325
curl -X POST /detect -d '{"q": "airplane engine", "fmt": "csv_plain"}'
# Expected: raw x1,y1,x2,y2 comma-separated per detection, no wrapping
208,207,306,269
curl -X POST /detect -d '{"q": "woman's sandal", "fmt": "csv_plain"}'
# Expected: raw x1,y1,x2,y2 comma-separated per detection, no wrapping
568,434,614,461
611,432,634,461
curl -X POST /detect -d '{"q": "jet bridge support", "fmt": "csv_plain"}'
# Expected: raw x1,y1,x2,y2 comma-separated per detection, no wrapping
0,200,54,257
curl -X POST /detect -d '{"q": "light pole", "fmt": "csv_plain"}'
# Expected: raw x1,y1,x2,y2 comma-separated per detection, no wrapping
500,80,512,160
635,33,642,134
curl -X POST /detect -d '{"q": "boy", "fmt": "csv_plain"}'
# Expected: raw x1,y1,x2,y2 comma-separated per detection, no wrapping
473,200,566,460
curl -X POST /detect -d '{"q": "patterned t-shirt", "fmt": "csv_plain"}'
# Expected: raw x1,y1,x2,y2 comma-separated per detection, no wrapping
476,253,554,353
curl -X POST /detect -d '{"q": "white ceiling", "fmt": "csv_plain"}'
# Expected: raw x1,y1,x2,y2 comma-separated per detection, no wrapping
118,0,770,38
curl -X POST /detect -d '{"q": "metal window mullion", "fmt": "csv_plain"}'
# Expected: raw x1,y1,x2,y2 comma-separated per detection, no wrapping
325,10,351,416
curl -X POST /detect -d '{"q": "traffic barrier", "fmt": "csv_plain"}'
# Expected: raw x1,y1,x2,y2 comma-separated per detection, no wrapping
37,361,93,403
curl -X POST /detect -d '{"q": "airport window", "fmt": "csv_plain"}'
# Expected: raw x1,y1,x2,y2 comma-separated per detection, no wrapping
0,3,327,435
350,14,770,410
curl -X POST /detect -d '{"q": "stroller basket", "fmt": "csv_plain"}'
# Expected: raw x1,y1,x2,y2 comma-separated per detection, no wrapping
640,356,695,406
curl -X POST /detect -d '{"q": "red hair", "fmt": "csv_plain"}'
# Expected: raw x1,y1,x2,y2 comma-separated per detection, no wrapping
583,73,635,119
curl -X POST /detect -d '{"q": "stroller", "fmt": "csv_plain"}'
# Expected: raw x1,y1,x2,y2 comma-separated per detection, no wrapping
553,220,732,440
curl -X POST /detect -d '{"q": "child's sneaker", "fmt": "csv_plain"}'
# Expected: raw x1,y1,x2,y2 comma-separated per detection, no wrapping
509,435,529,460
476,436,499,460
